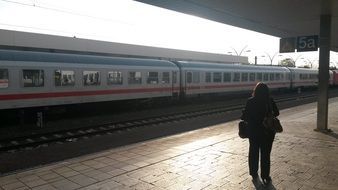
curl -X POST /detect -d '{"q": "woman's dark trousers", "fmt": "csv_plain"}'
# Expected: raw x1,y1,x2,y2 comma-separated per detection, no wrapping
249,134,275,178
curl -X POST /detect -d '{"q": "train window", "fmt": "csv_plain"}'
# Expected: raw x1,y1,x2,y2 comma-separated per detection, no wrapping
275,73,280,81
55,70,75,87
233,73,240,82
223,73,231,82
23,69,44,87
280,74,284,80
213,72,222,83
173,72,177,84
241,73,248,82
0,69,8,88
83,71,100,86
300,74,309,80
193,72,200,83
286,73,291,80
205,72,212,83
186,72,193,83
147,72,159,84
249,73,255,81
108,71,123,85
310,74,317,79
128,71,142,84
162,72,170,84
263,73,269,81
256,73,262,81
270,73,275,81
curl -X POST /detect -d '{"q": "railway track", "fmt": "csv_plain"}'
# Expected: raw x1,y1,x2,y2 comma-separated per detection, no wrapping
0,102,239,153
0,91,334,153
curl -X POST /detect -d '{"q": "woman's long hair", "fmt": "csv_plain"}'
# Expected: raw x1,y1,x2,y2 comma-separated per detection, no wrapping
252,82,270,102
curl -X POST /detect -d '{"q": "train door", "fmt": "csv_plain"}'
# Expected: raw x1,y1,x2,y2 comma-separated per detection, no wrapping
185,71,193,95
172,71,179,97
286,67,294,89
183,70,187,95
179,69,186,98
177,70,186,98
180,70,194,97
171,61,185,98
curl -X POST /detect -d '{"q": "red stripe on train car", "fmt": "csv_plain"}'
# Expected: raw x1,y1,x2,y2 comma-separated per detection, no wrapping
187,82,289,90
0,87,175,101
0,81,303,101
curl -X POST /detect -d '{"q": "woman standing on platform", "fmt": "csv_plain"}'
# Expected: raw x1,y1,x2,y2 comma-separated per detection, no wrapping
241,82,279,185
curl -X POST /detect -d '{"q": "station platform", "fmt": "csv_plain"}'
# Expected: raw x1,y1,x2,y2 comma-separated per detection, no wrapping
0,98,338,190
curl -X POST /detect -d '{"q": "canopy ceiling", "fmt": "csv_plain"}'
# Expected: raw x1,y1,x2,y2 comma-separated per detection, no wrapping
136,0,338,52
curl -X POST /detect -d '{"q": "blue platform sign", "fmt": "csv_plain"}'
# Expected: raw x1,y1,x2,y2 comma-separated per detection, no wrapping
296,35,318,52
280,37,296,53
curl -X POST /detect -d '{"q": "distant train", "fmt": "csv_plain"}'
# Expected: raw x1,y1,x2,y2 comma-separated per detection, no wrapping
0,49,337,111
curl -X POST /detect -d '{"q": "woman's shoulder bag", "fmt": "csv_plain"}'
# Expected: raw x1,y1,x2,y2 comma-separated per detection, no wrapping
263,102,283,133
239,120,249,138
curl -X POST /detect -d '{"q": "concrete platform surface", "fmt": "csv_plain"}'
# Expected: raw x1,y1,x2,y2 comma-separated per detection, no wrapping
0,98,338,190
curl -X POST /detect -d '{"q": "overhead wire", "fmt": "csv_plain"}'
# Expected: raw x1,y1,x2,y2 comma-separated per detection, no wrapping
0,22,124,43
0,22,76,36
0,0,136,40
0,0,132,26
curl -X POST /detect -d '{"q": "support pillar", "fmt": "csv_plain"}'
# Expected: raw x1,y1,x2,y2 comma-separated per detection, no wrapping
316,14,331,132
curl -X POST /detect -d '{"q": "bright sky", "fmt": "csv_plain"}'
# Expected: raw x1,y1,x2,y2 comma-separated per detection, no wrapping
0,0,335,67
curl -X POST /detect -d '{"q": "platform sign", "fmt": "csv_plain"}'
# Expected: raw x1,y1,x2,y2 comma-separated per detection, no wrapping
296,35,318,52
279,37,296,53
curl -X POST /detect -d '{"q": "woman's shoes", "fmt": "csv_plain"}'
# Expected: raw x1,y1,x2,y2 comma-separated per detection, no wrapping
251,174,272,186
262,176,272,186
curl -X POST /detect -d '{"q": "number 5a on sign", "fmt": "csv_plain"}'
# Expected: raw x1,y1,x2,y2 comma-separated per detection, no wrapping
297,35,318,52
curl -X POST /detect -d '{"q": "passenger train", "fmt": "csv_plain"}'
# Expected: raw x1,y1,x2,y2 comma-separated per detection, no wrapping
0,49,337,111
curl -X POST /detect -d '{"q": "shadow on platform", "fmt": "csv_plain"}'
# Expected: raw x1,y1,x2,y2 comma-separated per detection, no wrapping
252,179,276,190
326,131,338,139
315,129,338,139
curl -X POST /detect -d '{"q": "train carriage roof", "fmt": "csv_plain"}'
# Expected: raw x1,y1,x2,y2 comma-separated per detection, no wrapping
287,67,318,73
177,61,290,72
0,50,178,68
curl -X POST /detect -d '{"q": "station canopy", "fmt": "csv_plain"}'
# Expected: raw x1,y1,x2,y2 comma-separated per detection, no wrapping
136,0,338,52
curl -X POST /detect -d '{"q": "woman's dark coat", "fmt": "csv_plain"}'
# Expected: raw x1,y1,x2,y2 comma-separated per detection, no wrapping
241,97,279,138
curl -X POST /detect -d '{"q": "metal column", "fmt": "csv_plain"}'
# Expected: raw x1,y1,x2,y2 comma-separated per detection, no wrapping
316,14,331,132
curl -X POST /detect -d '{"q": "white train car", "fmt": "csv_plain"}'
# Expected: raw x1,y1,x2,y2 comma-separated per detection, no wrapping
175,61,290,96
332,70,338,86
287,67,318,88
329,70,334,86
0,50,180,110
1,49,331,112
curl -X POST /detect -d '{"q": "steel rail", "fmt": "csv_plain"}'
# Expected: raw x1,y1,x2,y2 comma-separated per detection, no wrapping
0,91,328,153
